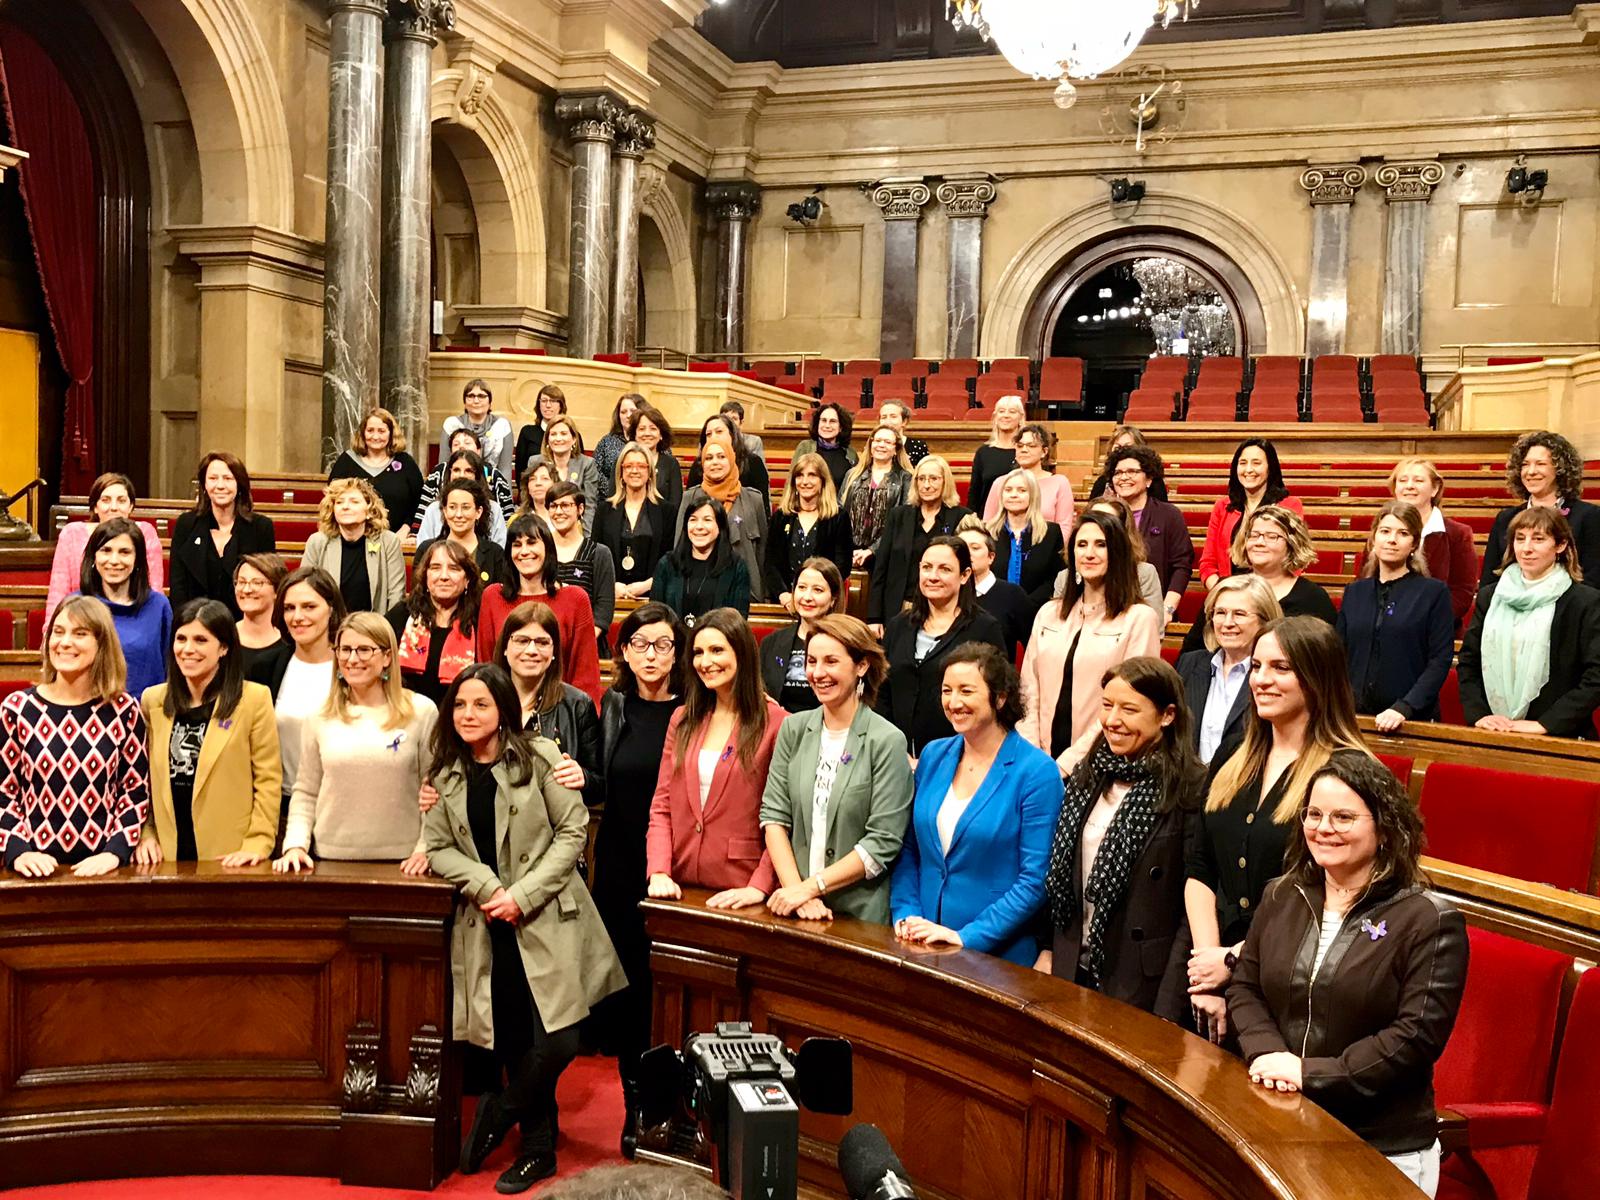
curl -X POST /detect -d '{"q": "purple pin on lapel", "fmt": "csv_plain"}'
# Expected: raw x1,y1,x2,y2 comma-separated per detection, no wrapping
1360,918,1387,941
840,751,854,765
219,718,233,731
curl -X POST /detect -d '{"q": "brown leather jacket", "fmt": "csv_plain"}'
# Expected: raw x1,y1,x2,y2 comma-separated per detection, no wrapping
1227,875,1468,1154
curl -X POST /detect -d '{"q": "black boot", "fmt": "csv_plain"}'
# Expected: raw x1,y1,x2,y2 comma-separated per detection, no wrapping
494,1151,556,1194
460,1091,515,1175
619,1071,641,1159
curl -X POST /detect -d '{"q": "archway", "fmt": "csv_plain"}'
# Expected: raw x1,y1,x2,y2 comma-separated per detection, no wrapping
638,212,689,351
431,128,481,344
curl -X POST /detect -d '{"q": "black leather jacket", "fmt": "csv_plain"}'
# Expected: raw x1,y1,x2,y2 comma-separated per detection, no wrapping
525,683,603,805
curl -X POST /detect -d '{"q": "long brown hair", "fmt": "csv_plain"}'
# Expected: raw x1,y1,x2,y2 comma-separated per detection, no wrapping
807,614,888,707
192,451,255,519
674,608,771,770
1069,656,1203,814
1358,500,1430,578
1283,751,1426,892
1501,506,1580,580
1058,510,1142,620
406,539,482,634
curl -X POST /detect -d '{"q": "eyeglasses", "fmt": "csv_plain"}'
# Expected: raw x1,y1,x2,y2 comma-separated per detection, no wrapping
235,578,268,592
1301,808,1370,832
1246,530,1287,544
548,500,577,512
336,645,383,663
628,636,676,655
1111,468,1144,479
507,634,554,652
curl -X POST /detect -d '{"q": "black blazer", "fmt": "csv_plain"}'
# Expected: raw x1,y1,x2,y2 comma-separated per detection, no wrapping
976,579,1031,661
514,422,544,480
655,452,684,513
414,535,513,591
876,607,1006,754
169,510,278,618
648,554,751,622
989,521,1066,613
867,503,973,623
1457,578,1600,737
1482,498,1600,590
594,496,673,587
1177,648,1251,767
759,622,803,701
245,640,295,698
763,510,854,598
1336,572,1454,720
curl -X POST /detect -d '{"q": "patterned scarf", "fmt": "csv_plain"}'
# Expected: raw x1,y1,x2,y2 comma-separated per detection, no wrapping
1045,741,1163,986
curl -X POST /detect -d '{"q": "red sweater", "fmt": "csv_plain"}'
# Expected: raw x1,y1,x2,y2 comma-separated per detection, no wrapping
477,585,602,709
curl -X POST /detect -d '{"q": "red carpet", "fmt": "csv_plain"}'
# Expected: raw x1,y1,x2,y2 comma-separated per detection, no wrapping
12,1055,625,1199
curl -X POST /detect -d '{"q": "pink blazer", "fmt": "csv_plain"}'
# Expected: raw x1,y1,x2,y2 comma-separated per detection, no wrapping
645,698,786,893
1019,600,1162,753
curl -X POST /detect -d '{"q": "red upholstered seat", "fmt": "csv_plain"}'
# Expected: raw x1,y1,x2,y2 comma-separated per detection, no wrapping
872,376,917,408
1160,645,1180,666
1375,752,1414,786
987,357,1030,382
840,359,883,380
1525,965,1600,1200
1176,589,1206,624
1194,356,1243,389
935,358,979,380
750,360,791,378
1369,353,1419,374
797,360,834,386
776,380,812,396
1039,357,1085,405
889,359,932,377
919,394,969,419
1438,668,1465,725
688,361,730,373
1419,764,1600,892
0,679,30,701
26,608,44,650
820,375,865,405
975,376,1025,408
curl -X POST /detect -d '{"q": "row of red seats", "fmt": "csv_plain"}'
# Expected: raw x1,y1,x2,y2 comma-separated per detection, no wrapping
1129,354,1429,425
755,356,1087,410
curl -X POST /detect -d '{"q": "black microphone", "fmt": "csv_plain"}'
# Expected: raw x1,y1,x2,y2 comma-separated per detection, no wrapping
838,1123,917,1200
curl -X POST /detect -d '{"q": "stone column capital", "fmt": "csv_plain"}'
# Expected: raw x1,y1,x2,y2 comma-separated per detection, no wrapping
386,0,454,39
556,91,628,144
1374,160,1446,202
614,110,657,161
935,178,997,219
706,181,762,222
329,0,387,16
871,181,932,222
1298,163,1367,205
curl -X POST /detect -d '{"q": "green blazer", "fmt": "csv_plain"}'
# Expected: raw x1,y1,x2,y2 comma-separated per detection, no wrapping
758,704,913,924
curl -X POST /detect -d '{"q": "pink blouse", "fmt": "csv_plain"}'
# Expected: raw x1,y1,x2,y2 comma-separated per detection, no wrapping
47,519,165,617
983,471,1075,529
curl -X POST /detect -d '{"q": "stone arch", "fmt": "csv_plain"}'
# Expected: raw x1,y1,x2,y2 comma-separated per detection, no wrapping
637,163,697,352
984,192,1304,358
431,70,546,307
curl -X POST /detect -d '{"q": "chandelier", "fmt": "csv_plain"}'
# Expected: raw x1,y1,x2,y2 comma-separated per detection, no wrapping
948,0,1197,107
1128,257,1237,356
1131,257,1190,309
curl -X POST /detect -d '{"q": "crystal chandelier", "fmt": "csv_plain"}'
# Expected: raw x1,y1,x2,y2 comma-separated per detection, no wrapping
1131,257,1190,310
1129,257,1236,356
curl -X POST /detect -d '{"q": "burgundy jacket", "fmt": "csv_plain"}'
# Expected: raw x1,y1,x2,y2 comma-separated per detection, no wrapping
1424,517,1479,634
1133,498,1195,598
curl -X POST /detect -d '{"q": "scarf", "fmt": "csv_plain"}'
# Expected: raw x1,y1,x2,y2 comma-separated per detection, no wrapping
398,616,475,687
701,468,744,508
1482,562,1571,719
1045,742,1164,986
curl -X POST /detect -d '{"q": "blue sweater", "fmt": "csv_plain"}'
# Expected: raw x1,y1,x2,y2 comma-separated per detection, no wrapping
83,591,173,699
1336,571,1454,720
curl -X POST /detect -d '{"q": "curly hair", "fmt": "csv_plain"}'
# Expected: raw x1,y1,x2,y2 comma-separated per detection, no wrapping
1285,750,1426,892
1230,503,1317,574
1106,443,1167,492
317,477,390,540
1505,430,1584,502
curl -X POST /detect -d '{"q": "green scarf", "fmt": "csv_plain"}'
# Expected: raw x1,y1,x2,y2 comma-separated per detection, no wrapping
1482,563,1572,719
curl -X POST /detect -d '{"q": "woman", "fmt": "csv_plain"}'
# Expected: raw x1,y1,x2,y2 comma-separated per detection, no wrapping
956,518,1030,661
645,608,785,908
591,602,687,1153
170,452,278,617
687,413,770,499
493,601,602,807
1337,502,1454,730
867,455,972,632
1481,429,1600,588
793,404,857,490
1020,511,1163,769
0,596,149,877
839,423,912,569
651,498,751,625
136,598,282,865
387,539,482,704
1183,616,1371,1044
416,478,513,590
441,377,514,482
966,393,1027,517
1037,657,1204,1021
632,404,682,513
300,477,407,614
677,440,767,601
420,445,512,543
982,423,1073,527
526,416,599,535
235,552,288,677
1177,575,1282,767
877,536,1007,757
328,407,426,537
273,613,436,875
595,442,673,603
592,392,643,489
876,400,929,465
77,518,173,697
889,643,1064,964
1390,457,1478,632
516,459,556,528
545,481,615,646
47,472,164,616
479,515,602,707
514,382,567,479
1088,426,1168,502
1196,438,1302,590
1229,753,1467,1195
1457,506,1600,738
1181,505,1336,654
1071,497,1165,619
760,613,914,924
985,469,1067,612
1105,443,1193,618
423,664,625,1192
760,558,844,713
765,452,853,607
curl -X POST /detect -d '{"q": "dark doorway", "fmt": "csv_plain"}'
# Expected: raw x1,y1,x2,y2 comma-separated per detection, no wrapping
1049,262,1152,419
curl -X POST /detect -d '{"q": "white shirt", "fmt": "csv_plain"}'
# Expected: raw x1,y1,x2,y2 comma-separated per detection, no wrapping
275,656,336,792
936,783,972,855
1199,651,1252,764
808,726,850,877
974,573,996,597
1311,908,1344,978
697,747,720,813
1079,781,1131,939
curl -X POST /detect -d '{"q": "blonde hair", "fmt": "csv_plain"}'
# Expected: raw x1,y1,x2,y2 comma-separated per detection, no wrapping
324,612,414,729
985,468,1048,542
350,406,406,454
1360,501,1431,579
987,394,1027,446
608,441,663,506
317,477,390,540
912,454,959,508
1388,457,1444,504
1229,504,1316,575
41,595,127,702
780,452,841,518
1201,574,1283,653
841,423,911,495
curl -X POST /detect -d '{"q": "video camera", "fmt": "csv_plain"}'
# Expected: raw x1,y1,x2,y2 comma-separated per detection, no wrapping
638,1022,853,1200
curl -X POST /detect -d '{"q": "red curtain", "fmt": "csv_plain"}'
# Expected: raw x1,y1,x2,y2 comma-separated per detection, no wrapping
0,24,98,493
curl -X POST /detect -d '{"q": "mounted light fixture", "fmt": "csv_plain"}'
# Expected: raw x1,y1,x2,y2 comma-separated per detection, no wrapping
1108,177,1145,205
1506,156,1548,207
785,187,827,225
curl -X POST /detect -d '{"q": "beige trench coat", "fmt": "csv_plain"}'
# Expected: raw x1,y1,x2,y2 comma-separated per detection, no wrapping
423,741,626,1048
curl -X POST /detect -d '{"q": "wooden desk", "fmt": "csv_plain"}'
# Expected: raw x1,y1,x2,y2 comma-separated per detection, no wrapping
0,862,459,1190
644,894,1421,1200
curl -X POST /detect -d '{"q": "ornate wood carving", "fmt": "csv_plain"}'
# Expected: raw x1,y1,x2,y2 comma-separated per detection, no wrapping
404,1026,444,1114
342,1027,381,1112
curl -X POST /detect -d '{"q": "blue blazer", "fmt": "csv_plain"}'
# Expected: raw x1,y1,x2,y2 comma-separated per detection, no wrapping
889,730,1064,965
1336,572,1454,720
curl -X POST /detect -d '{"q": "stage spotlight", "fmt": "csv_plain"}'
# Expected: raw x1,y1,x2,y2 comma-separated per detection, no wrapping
1506,157,1548,206
1108,177,1146,205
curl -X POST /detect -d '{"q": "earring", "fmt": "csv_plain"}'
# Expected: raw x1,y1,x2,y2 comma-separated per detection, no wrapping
1074,570,1082,586
382,670,390,682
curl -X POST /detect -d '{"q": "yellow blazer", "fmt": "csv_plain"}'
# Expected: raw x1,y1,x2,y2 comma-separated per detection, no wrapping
140,681,282,860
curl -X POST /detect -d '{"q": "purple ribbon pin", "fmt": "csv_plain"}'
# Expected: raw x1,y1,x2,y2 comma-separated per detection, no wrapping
1360,918,1387,941
840,751,854,766
387,734,405,753
219,718,233,731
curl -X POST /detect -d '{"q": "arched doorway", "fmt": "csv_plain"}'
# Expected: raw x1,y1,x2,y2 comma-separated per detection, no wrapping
431,128,481,345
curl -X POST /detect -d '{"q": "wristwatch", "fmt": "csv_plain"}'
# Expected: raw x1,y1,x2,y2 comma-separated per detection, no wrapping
1224,949,1239,971
811,873,828,896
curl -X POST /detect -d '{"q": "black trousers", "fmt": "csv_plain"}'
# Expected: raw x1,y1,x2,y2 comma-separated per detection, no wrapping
489,924,579,1153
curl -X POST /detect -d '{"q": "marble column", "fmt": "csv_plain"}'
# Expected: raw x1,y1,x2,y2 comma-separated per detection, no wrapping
1297,164,1367,357
1375,160,1445,356
321,0,386,462
556,92,625,360
609,110,657,355
380,1,451,456
935,178,997,358
706,181,761,355
871,181,931,362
